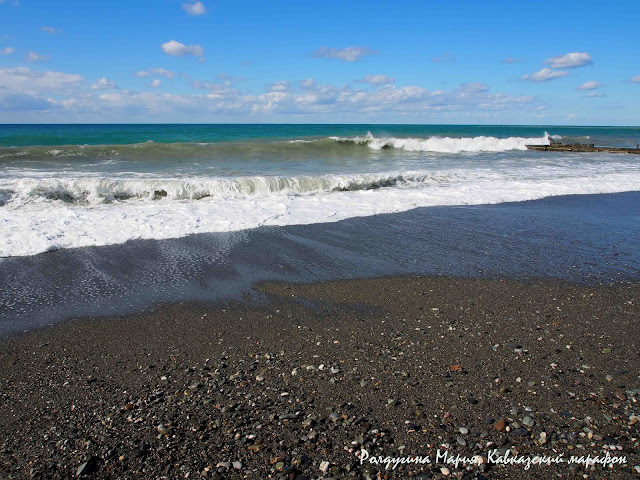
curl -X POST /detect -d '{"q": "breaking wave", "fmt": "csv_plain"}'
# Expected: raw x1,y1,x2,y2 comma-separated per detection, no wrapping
0,172,452,205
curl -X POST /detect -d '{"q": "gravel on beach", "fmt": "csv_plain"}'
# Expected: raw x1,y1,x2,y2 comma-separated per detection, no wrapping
1,276,639,479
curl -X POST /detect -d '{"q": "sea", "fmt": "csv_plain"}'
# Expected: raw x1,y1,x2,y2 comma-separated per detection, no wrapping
1,124,640,258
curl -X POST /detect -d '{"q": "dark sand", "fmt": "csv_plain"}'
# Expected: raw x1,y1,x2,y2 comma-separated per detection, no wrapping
1,277,639,479
1,193,640,479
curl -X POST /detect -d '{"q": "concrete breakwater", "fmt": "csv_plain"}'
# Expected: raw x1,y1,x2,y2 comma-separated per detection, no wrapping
527,142,640,154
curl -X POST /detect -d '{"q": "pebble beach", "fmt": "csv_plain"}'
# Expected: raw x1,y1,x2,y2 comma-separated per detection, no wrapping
1,275,639,479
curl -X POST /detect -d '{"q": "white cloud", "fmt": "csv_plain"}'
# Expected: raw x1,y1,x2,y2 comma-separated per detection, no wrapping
577,80,602,90
270,80,290,92
312,46,376,62
182,1,206,15
151,79,161,88
0,47,14,55
161,40,204,57
521,68,569,82
433,52,455,63
25,51,47,62
0,67,83,93
41,26,59,34
586,91,606,98
360,74,395,86
631,75,640,83
0,69,537,122
91,77,117,90
301,78,315,89
545,52,593,69
567,113,577,120
502,57,522,63
135,68,176,78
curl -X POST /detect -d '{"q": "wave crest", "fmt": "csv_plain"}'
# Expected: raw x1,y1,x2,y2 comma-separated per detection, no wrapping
2,172,452,205
330,132,550,153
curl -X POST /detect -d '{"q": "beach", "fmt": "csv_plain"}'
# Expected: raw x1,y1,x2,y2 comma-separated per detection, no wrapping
1,191,639,479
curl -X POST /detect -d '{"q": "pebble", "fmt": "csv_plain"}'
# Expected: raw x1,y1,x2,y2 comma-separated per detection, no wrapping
157,424,171,435
493,418,507,431
319,461,330,473
456,436,466,446
539,432,547,445
459,426,469,435
440,466,451,475
522,416,535,427
232,461,242,470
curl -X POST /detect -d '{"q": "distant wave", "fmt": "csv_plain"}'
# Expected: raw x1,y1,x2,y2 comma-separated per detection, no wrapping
329,132,550,153
0,133,550,162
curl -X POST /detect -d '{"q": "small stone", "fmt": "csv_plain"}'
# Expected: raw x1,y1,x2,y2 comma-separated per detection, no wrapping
522,416,535,427
459,427,469,435
216,461,231,469
629,415,639,425
440,466,451,475
456,436,466,446
232,461,242,470
77,456,101,477
511,428,529,436
605,374,613,381
319,461,330,473
256,375,265,382
278,413,298,420
494,418,507,431
157,424,171,435
539,432,547,445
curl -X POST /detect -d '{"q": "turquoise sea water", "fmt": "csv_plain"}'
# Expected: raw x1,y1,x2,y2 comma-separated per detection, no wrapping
1,123,639,147
0,124,639,258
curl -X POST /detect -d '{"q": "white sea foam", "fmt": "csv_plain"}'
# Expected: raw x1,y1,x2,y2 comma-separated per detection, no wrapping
2,164,640,257
329,132,550,153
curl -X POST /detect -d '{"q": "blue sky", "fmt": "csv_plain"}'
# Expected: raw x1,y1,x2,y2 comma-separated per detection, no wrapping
0,0,639,124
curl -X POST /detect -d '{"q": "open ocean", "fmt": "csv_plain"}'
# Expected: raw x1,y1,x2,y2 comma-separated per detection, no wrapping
1,124,640,258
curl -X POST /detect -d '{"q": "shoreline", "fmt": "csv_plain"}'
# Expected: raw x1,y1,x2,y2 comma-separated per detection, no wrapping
1,275,638,479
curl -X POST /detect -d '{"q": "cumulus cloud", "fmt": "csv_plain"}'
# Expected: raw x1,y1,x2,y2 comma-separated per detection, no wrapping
631,75,640,83
502,57,522,63
433,52,455,63
270,81,290,92
135,68,176,78
521,68,569,82
545,52,593,69
0,47,14,55
182,1,206,15
312,46,376,62
0,67,537,122
301,78,315,89
360,74,394,86
41,26,60,34
161,40,204,57
0,67,83,92
577,80,602,90
25,51,47,62
91,77,117,90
